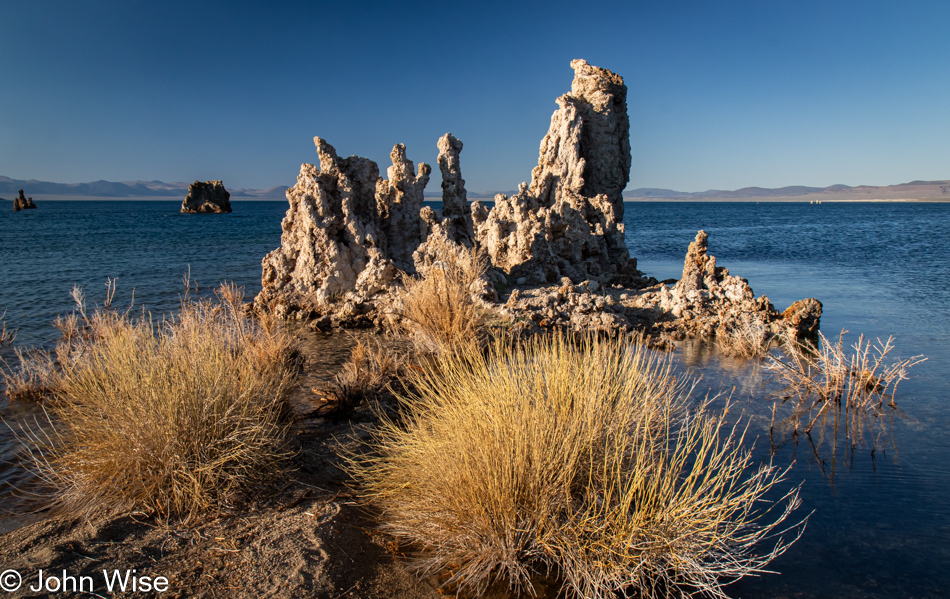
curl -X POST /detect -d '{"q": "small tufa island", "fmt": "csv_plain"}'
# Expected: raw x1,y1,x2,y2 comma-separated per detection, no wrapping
13,189,37,211
180,180,232,213
253,59,822,349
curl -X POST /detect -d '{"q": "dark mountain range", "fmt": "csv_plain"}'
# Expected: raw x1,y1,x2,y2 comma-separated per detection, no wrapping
0,176,289,199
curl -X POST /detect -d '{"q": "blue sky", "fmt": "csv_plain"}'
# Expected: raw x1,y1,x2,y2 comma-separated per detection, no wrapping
2,0,948,192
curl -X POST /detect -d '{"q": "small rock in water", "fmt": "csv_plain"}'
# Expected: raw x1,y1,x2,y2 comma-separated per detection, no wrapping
181,180,232,213
13,189,37,211
782,298,823,336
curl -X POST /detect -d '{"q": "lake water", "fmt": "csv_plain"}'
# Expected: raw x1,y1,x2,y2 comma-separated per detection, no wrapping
2,200,949,598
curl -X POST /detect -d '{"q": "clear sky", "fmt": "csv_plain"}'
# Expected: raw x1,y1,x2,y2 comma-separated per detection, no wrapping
2,0,948,193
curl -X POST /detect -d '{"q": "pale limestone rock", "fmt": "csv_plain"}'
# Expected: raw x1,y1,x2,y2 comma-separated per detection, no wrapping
411,133,502,299
257,137,437,315
473,59,636,284
436,132,474,246
664,230,820,339
376,143,431,272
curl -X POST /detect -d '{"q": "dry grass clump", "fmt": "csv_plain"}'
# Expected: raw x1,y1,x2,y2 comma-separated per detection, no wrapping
717,313,774,358
0,310,17,346
348,333,804,599
16,283,299,521
767,329,926,443
323,339,402,413
398,241,491,354
3,348,57,402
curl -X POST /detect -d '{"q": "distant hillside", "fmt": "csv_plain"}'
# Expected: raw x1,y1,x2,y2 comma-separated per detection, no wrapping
0,176,289,199
6,175,949,203
624,180,950,201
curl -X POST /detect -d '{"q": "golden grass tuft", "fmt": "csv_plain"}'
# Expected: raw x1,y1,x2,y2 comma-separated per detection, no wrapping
0,310,17,346
347,333,804,598
398,241,491,354
323,339,402,413
717,313,774,358
3,348,57,402
15,283,299,522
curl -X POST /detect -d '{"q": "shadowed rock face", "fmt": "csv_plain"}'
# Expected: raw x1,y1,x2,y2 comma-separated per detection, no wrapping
411,133,483,285
435,133,474,246
472,59,636,284
181,181,231,213
375,144,431,273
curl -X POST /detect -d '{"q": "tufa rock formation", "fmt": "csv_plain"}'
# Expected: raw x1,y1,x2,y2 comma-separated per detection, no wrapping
375,144,431,272
500,230,822,345
782,298,823,337
471,59,637,285
257,138,441,318
639,230,821,340
254,59,822,349
412,133,483,279
13,190,36,211
434,133,475,247
181,180,232,213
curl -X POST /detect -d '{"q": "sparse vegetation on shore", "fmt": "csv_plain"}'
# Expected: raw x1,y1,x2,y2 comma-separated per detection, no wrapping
717,313,774,358
11,283,300,522
347,333,804,599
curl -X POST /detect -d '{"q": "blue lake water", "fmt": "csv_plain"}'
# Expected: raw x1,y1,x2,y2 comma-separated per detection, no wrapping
1,199,949,597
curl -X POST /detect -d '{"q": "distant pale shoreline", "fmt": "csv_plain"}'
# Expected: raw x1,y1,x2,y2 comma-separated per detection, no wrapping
7,195,949,204
624,196,950,203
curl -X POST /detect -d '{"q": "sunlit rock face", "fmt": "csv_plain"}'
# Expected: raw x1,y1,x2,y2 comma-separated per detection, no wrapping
651,230,821,339
257,135,454,314
472,59,638,285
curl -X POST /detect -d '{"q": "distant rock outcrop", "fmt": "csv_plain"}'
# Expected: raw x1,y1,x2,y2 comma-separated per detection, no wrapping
13,189,36,211
471,59,637,285
180,181,232,213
